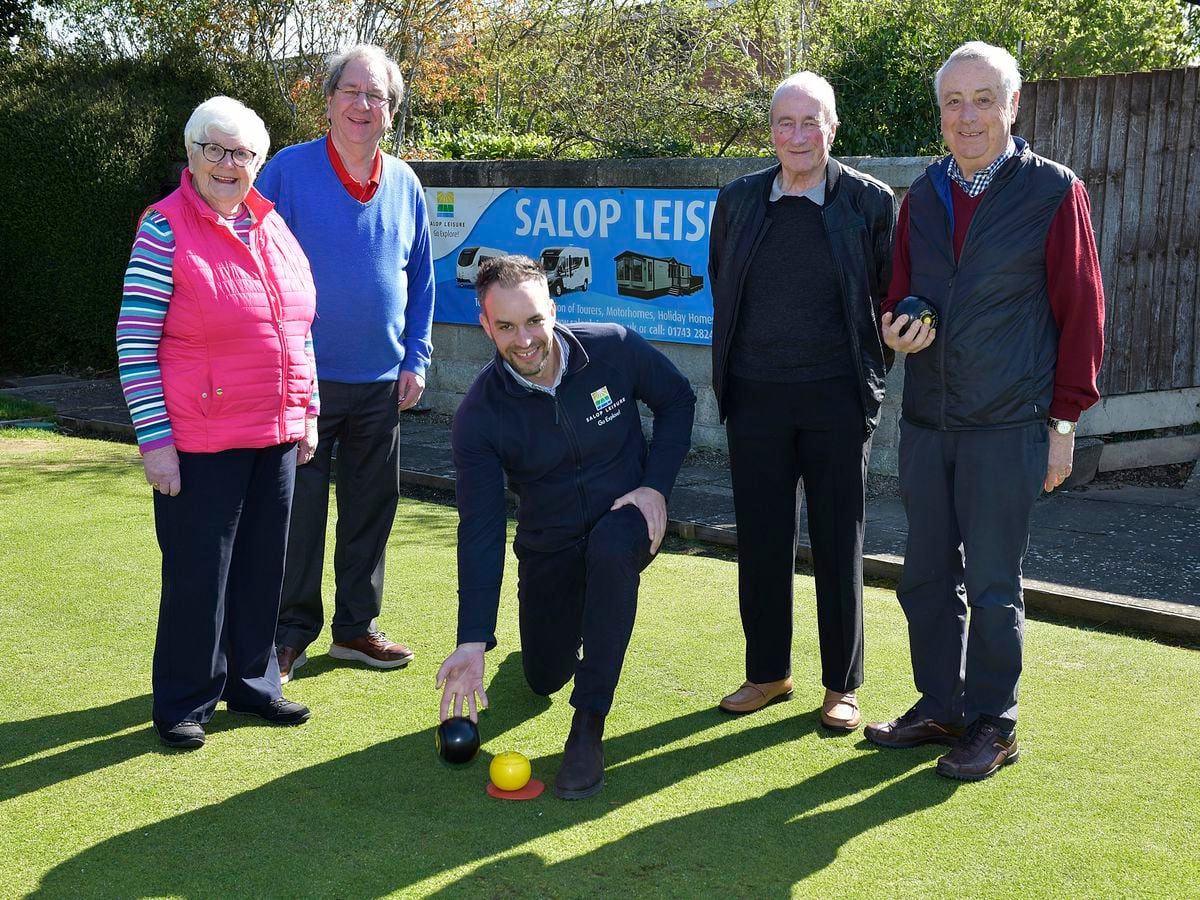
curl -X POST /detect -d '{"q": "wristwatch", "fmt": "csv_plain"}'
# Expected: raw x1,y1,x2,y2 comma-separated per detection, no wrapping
1048,417,1076,435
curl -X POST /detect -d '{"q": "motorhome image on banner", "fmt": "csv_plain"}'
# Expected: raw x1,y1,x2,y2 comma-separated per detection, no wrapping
425,187,718,345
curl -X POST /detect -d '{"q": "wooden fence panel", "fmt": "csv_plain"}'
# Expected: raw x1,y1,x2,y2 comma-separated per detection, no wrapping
1178,68,1200,388
1015,68,1200,396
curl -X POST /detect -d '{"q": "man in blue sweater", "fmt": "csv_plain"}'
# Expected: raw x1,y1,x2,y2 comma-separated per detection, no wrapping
436,255,695,799
256,44,435,680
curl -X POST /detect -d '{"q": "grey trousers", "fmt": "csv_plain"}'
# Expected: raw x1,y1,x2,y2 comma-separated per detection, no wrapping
896,419,1049,729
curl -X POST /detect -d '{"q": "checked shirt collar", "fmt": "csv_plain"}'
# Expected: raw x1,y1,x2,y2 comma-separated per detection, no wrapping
947,138,1016,197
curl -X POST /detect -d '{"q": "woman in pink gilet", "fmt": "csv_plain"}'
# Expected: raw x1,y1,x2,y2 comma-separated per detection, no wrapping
116,96,319,750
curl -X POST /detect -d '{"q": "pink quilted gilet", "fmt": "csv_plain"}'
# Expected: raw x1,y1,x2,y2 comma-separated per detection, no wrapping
151,170,317,453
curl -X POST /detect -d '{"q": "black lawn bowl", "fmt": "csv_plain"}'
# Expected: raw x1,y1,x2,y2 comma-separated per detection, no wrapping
436,716,481,765
894,295,939,330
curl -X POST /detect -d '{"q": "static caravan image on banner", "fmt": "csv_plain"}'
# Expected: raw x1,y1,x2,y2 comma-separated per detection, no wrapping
614,251,705,299
539,247,592,296
456,246,506,283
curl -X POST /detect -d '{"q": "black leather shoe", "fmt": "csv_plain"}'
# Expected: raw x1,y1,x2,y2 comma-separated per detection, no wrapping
936,719,1019,781
864,703,963,748
554,708,605,800
156,720,205,750
227,697,311,726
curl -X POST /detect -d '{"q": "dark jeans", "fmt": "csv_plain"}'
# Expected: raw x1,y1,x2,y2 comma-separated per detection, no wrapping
514,505,654,715
151,442,295,730
277,380,400,649
897,419,1049,729
725,375,870,692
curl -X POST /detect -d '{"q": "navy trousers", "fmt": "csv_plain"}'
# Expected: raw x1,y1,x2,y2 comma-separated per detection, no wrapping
277,380,400,648
725,375,870,692
897,420,1049,729
152,442,295,731
514,505,654,715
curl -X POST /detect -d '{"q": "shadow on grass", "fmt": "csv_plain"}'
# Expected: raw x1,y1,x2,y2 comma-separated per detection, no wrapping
436,757,954,897
28,656,953,897
0,694,155,803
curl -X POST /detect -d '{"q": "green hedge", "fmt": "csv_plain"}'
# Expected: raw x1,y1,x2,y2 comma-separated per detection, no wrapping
0,50,316,374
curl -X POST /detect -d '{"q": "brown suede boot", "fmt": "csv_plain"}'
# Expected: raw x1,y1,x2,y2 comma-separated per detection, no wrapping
554,708,606,800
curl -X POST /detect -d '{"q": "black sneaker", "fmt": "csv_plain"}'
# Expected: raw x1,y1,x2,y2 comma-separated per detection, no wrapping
227,697,311,726
156,720,205,750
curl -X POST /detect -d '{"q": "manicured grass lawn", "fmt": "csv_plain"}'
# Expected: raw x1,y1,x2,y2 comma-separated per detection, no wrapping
1,431,1197,898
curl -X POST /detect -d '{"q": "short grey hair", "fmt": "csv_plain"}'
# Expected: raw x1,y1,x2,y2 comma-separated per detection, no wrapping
934,41,1022,104
323,44,405,118
183,96,270,170
770,72,839,126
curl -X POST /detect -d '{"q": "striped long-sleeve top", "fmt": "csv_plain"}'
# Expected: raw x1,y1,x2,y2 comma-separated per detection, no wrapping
116,209,318,452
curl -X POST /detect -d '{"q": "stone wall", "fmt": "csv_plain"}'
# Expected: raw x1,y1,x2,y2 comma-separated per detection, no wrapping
409,157,931,474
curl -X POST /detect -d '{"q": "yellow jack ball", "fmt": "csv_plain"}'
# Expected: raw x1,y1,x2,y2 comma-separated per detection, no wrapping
489,751,531,792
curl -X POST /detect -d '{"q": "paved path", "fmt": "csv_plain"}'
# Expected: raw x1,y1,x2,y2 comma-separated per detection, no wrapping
4,375,1197,641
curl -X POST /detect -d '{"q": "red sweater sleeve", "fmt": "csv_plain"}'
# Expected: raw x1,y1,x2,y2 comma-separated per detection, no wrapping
1046,179,1105,421
883,193,911,316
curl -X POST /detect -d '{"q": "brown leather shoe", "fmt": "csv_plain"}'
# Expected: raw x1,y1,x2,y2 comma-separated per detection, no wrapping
719,676,794,714
936,720,1019,781
276,646,307,685
329,631,414,669
554,709,605,800
864,704,964,748
820,689,860,731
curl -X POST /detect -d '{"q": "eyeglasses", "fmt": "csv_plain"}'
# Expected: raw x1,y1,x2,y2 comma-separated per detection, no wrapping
193,142,256,167
335,87,391,109
772,120,829,136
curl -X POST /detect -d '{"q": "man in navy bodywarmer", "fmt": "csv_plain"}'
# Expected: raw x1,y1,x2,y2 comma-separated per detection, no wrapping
865,42,1105,781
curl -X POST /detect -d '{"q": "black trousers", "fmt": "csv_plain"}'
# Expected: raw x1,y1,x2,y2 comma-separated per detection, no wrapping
152,442,295,730
897,420,1048,729
277,380,400,648
514,505,653,715
725,375,870,692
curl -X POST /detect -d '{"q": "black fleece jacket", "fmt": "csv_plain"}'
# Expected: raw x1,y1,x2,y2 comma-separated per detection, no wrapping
452,322,695,648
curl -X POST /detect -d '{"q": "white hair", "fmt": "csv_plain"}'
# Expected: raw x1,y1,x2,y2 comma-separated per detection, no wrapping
770,72,839,126
935,41,1022,103
183,96,270,167
323,44,405,118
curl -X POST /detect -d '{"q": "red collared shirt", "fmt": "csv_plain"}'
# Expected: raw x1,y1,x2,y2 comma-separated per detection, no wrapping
325,135,382,202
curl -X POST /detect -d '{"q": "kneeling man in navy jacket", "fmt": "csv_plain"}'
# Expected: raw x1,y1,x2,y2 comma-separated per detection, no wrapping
437,254,696,799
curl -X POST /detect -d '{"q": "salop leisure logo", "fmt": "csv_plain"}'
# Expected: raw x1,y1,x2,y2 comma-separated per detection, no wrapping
591,386,612,411
436,191,455,219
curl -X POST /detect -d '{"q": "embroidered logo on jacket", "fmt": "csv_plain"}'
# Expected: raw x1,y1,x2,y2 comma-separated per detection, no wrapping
590,386,612,411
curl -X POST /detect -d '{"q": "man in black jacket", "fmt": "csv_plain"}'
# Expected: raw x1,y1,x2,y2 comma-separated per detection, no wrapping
708,72,896,730
436,255,695,800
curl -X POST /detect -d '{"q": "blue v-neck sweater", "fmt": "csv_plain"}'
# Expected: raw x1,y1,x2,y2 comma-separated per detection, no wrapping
257,137,435,383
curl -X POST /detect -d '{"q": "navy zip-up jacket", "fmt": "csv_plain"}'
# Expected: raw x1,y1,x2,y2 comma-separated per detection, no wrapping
452,322,696,648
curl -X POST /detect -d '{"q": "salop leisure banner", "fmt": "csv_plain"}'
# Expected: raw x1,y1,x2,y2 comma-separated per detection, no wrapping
425,187,718,346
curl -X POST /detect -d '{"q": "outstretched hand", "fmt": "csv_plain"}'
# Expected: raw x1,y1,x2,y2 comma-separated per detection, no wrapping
436,642,489,722
611,485,668,554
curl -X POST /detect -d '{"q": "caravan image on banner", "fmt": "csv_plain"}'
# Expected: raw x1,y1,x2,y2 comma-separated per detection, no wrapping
426,186,718,345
